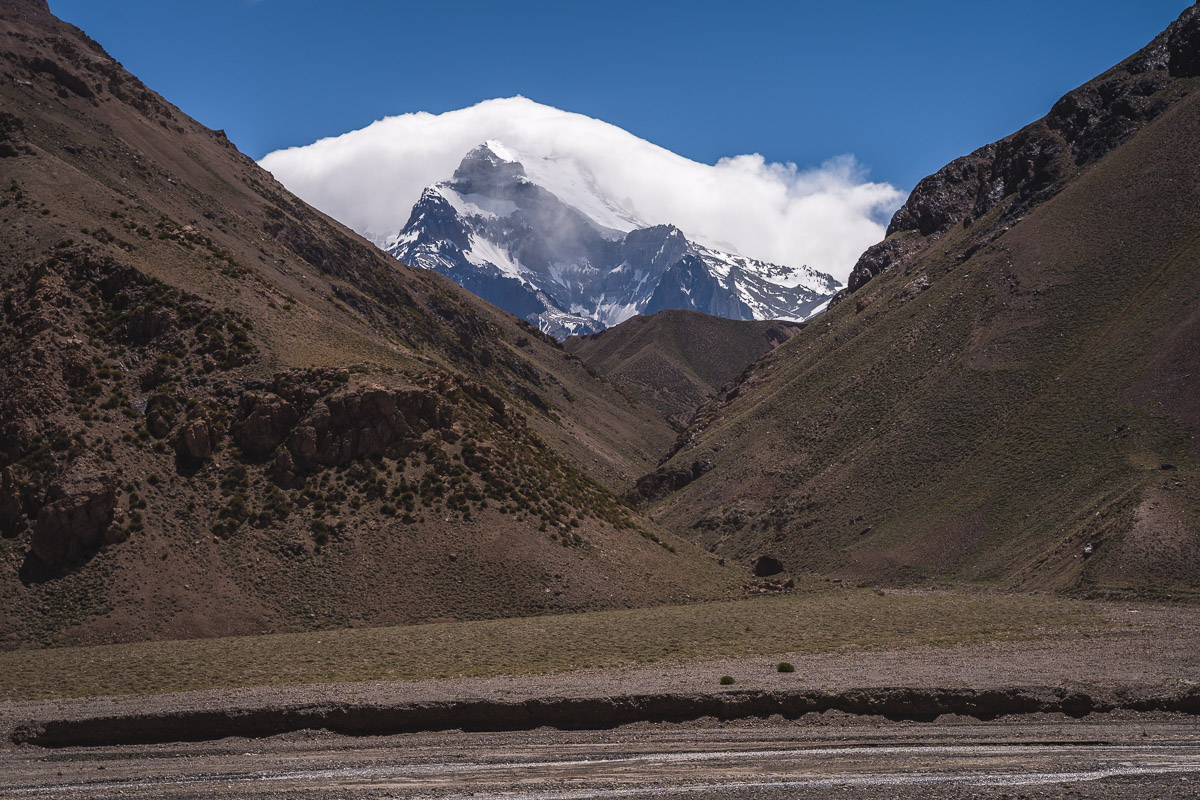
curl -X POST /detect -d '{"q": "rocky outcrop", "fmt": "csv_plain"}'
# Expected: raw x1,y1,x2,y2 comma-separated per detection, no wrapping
121,305,176,345
845,232,925,293
886,145,1000,239
285,386,452,472
29,462,116,567
1169,4,1200,78
630,459,714,503
850,3,1200,295
462,381,507,422
235,393,299,458
752,555,784,577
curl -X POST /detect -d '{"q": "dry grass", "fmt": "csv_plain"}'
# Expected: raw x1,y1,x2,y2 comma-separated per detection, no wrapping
0,589,1102,701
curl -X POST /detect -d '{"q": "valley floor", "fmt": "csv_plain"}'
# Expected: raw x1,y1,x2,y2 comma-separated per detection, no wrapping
0,597,1197,795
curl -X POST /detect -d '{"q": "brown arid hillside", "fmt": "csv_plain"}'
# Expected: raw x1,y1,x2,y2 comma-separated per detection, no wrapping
0,0,732,649
643,3,1200,599
565,309,804,427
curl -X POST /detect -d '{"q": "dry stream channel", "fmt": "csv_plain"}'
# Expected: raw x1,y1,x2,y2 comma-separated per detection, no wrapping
3,715,1200,799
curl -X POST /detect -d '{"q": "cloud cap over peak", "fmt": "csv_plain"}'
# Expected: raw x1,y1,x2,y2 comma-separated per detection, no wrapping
260,97,905,283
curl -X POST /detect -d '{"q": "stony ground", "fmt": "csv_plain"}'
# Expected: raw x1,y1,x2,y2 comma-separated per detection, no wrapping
3,713,1199,798
0,602,1196,796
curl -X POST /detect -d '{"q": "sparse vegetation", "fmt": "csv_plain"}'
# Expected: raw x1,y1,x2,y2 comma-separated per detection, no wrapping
0,590,1100,701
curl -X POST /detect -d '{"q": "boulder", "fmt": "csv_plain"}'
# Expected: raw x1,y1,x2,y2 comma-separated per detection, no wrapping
753,555,785,578
30,463,117,566
146,409,172,439
174,416,215,462
270,447,300,488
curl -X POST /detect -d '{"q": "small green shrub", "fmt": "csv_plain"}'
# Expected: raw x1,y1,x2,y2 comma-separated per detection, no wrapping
719,675,735,686
776,662,795,673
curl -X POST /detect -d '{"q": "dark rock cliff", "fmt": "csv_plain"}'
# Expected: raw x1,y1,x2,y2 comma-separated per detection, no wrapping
845,3,1200,294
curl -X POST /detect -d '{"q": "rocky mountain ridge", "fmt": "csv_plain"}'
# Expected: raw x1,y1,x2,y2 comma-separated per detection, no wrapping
843,2,1200,295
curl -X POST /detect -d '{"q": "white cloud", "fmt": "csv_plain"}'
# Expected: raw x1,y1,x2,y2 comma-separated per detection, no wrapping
259,97,904,283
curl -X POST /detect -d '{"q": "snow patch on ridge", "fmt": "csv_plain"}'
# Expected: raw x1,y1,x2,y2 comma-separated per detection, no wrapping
436,185,517,220
464,234,528,282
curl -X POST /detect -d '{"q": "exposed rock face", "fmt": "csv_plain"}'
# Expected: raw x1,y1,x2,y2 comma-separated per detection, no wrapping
387,142,840,338
286,387,452,471
849,3,1200,294
631,459,714,503
886,145,1000,239
643,255,755,320
846,233,924,294
29,463,116,567
174,416,215,462
235,394,299,458
1168,4,1200,78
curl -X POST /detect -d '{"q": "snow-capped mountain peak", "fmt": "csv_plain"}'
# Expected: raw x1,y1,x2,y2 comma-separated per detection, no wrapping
386,142,842,338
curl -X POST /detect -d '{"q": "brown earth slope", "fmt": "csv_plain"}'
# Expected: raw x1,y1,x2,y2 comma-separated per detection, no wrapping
643,4,1200,598
565,309,804,427
0,0,730,649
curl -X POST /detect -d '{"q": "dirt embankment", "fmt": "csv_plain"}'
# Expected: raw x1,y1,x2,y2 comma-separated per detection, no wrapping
12,684,1200,748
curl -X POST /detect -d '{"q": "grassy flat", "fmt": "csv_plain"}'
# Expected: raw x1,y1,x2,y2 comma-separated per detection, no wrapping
0,589,1102,701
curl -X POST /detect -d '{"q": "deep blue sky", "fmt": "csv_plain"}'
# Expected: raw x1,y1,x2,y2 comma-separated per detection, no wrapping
49,0,1192,191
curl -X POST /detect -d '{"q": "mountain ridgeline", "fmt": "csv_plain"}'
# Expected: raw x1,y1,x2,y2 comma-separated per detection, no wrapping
642,3,1200,599
386,141,840,338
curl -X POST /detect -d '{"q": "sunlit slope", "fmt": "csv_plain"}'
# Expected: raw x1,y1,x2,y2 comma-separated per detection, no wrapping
652,81,1200,597
0,0,728,648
